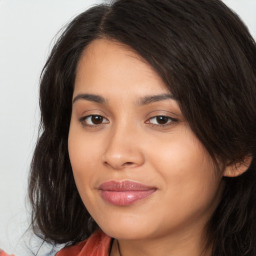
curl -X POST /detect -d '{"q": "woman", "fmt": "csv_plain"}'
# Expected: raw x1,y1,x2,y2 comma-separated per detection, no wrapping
29,0,256,255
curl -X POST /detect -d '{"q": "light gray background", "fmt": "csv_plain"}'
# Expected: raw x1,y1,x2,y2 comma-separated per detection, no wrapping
0,1,255,255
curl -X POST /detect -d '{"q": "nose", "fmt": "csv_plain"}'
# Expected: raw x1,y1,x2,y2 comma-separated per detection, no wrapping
102,123,145,170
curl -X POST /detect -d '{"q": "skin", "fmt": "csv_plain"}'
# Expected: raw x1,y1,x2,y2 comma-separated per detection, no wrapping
68,39,241,256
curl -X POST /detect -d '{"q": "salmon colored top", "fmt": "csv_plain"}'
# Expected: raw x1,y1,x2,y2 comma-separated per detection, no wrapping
57,231,112,256
0,250,14,256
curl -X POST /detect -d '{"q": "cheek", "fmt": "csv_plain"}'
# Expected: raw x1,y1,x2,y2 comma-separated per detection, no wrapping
147,132,220,203
68,129,100,214
68,124,99,186
147,141,221,232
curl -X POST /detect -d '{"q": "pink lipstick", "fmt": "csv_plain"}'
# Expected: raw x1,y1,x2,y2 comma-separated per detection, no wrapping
98,180,156,206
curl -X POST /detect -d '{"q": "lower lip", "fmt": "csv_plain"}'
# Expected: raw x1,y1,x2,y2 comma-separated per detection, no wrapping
100,190,156,206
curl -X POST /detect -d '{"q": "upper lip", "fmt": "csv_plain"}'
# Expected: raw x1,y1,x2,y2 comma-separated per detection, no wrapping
98,180,156,191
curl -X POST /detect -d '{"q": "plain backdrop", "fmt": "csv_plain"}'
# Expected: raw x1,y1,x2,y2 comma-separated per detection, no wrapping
0,1,255,255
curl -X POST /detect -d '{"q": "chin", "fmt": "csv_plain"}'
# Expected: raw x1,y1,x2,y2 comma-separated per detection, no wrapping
97,216,154,240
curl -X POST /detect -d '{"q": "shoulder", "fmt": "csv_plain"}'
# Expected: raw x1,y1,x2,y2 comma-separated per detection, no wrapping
57,230,112,256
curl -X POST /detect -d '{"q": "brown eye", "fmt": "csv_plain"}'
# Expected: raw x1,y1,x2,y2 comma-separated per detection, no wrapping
156,116,170,124
80,115,109,126
91,115,104,124
147,115,177,126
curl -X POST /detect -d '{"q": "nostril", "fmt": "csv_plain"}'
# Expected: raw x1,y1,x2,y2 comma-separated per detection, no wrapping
103,161,132,169
122,162,134,166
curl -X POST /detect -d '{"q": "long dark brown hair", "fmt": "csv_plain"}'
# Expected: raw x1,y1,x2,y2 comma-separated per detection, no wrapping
29,0,256,255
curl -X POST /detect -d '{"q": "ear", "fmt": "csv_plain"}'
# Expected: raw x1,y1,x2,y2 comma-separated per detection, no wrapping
223,156,252,177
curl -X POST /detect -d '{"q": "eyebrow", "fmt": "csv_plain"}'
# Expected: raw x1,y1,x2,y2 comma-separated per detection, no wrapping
72,93,175,105
73,93,106,104
138,93,175,105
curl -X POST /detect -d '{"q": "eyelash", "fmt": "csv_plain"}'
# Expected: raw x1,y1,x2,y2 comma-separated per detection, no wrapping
79,114,178,128
146,116,178,127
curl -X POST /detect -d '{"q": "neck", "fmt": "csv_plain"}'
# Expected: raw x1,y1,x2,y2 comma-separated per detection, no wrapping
110,225,212,256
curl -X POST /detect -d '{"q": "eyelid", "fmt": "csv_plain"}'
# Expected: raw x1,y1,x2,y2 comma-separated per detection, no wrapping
145,109,179,117
145,110,179,120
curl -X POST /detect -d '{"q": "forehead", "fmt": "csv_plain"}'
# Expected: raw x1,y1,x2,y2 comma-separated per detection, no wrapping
74,38,169,96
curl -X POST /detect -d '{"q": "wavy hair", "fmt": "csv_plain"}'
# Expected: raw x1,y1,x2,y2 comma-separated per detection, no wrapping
29,0,256,255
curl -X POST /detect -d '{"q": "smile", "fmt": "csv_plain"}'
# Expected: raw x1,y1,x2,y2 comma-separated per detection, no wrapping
98,180,157,206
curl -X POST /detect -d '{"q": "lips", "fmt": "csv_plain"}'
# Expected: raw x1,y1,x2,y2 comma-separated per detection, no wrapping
98,180,156,206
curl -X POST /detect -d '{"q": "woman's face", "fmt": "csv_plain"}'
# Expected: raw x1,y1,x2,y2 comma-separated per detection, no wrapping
68,39,224,241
